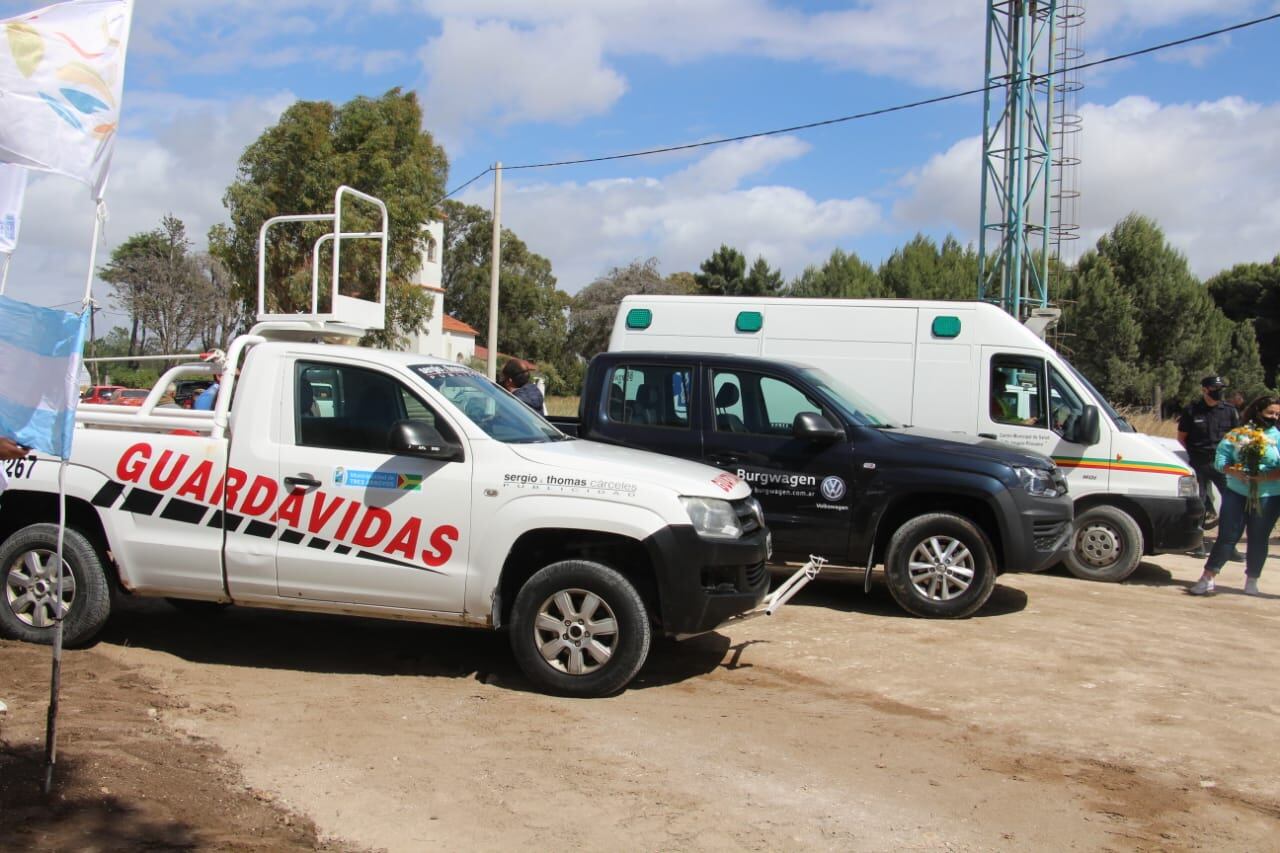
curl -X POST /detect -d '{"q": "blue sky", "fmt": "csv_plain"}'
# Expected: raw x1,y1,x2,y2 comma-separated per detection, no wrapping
3,0,1279,331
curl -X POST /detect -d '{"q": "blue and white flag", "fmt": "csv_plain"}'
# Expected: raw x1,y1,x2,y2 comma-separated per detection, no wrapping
0,294,89,458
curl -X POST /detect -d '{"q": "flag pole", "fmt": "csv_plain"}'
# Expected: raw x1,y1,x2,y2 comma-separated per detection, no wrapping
42,459,69,795
43,202,104,794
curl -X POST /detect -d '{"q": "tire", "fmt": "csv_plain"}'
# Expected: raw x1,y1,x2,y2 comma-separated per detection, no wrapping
509,560,651,698
883,512,997,619
1063,505,1143,582
0,523,111,646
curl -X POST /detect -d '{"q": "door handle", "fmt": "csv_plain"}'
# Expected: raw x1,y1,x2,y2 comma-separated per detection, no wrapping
707,453,740,466
284,474,321,490
978,433,997,440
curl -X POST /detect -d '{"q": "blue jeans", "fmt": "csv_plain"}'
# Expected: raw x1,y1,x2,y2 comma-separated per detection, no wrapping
1206,489,1280,578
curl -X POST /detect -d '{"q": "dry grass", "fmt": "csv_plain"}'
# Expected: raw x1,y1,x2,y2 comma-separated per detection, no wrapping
546,395,580,417
1118,408,1179,438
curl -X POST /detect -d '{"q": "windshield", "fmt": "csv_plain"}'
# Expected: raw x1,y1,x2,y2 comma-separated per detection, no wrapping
1063,360,1133,433
797,366,900,428
412,364,564,444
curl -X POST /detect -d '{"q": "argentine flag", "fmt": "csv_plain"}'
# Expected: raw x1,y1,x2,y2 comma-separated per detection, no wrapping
0,295,89,458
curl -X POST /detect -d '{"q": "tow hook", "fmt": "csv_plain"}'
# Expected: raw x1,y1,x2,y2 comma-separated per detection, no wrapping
729,555,826,624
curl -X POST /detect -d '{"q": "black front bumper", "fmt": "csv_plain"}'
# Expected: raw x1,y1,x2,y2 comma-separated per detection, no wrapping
998,489,1075,573
1133,494,1203,553
643,524,771,637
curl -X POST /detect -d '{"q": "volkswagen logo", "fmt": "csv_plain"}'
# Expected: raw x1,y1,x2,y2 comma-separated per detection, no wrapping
820,475,846,502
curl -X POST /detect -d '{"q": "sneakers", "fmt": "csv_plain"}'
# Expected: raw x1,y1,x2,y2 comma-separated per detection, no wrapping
1229,549,1246,563
1204,512,1219,530
1188,546,1208,558
1244,577,1260,596
1188,575,1216,596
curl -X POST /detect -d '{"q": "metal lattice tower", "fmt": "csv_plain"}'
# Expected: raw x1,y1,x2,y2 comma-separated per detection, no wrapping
1049,2,1085,265
977,0,1060,321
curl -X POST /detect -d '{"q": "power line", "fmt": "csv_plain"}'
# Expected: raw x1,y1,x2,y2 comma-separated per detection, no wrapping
490,11,1279,173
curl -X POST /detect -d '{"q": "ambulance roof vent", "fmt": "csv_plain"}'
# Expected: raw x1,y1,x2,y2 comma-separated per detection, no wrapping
254,185,388,339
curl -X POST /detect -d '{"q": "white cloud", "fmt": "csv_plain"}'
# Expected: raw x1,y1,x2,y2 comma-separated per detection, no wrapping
415,0,1275,139
418,17,625,148
457,136,882,292
2,92,291,321
893,95,1280,279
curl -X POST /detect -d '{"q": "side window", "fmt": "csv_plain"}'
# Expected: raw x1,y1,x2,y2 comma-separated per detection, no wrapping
759,376,823,434
605,364,691,428
713,370,823,436
712,371,747,433
1047,366,1086,438
990,358,1046,427
296,362,452,453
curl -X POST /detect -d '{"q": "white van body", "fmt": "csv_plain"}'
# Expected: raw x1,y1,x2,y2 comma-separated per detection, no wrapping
609,296,1202,581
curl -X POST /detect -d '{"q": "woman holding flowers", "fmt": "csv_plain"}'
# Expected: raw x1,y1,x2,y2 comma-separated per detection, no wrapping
1189,395,1280,596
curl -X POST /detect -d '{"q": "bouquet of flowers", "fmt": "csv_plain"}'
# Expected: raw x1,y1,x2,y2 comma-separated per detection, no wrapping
1225,425,1276,513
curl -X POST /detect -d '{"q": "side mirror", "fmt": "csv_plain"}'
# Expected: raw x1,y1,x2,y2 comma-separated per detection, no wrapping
793,411,844,442
1072,406,1101,446
389,419,463,462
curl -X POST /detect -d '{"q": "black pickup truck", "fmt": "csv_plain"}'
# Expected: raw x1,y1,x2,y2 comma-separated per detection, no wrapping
550,351,1074,618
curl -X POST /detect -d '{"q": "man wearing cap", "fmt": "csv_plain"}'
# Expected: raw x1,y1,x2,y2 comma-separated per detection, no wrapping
1178,375,1240,558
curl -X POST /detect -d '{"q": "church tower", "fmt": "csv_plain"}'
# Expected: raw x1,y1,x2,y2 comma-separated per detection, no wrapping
410,220,445,356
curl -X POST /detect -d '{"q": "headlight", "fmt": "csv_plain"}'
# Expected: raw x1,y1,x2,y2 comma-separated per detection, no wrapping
679,496,743,539
1015,466,1065,497
1178,475,1199,498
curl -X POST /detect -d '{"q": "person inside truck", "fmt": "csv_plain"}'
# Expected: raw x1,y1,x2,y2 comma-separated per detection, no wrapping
500,358,544,413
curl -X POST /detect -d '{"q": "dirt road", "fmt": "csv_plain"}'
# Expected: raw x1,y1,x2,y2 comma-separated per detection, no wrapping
3,550,1278,851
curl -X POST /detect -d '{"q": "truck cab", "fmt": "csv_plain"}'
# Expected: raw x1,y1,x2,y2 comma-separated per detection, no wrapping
557,351,1075,619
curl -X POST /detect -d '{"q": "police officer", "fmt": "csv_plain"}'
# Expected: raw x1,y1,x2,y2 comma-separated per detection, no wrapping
1177,374,1241,558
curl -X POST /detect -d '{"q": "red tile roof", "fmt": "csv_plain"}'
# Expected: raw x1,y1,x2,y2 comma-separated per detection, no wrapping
442,314,478,336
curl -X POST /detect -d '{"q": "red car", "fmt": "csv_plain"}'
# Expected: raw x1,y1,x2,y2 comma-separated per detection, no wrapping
80,385,126,405
110,389,150,407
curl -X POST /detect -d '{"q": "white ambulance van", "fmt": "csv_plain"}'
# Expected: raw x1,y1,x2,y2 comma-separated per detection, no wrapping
609,296,1202,582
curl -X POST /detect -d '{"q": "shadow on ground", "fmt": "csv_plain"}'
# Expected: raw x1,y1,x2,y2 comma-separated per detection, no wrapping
98,596,727,693
783,574,1028,618
0,745,201,851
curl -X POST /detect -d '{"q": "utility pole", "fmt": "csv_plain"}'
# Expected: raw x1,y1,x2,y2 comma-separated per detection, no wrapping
487,163,502,381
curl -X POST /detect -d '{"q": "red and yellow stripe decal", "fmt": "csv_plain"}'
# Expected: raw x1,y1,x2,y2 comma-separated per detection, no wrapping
1053,456,1191,476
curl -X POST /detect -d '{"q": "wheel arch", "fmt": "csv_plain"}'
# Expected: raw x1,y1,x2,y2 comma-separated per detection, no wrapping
495,529,656,628
872,492,1003,569
0,490,120,587
1073,494,1153,556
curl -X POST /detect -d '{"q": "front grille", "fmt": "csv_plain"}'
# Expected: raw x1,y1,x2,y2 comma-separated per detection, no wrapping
701,562,768,594
732,498,763,535
1033,520,1070,551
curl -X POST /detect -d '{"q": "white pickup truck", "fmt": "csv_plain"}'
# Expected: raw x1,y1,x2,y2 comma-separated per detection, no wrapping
0,187,803,698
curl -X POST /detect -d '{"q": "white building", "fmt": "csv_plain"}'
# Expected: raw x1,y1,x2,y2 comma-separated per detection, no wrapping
408,220,478,363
